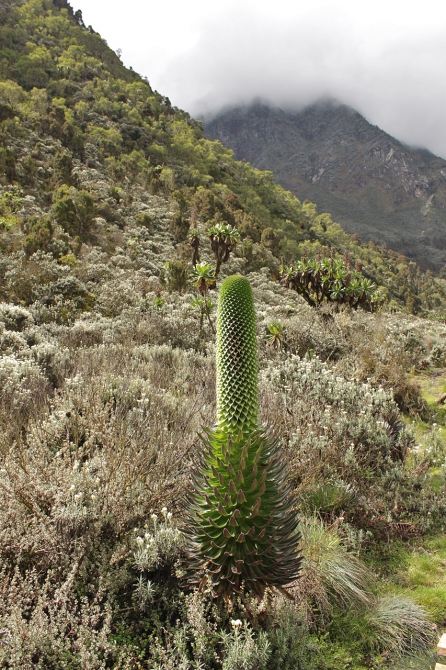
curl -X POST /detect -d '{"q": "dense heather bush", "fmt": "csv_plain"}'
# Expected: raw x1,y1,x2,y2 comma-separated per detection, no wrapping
0,302,34,331
260,353,446,535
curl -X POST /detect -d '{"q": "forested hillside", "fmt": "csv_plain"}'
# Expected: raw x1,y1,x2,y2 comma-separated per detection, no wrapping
0,1,445,668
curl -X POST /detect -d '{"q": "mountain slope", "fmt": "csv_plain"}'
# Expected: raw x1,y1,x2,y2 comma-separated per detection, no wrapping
0,0,445,318
0,1,446,666
204,101,446,269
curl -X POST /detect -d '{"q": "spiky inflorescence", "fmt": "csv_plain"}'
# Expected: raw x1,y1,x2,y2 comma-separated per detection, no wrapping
186,275,301,600
216,275,258,434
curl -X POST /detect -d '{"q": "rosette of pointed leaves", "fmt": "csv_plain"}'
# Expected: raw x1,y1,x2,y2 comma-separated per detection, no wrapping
208,222,241,277
279,251,378,310
185,275,301,600
190,261,216,296
266,321,286,350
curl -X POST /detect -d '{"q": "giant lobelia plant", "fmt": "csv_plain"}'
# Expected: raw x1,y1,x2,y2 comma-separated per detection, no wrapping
185,275,302,600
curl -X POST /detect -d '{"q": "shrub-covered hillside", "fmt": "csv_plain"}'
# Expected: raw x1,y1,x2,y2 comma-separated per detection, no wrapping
1,0,446,316
1,1,446,668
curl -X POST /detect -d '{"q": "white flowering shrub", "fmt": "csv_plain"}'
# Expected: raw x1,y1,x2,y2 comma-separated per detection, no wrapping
429,341,446,366
133,509,186,574
0,327,29,355
95,275,141,317
0,354,48,445
262,352,400,470
257,351,446,534
32,342,66,379
220,622,271,670
131,510,186,613
0,566,123,669
0,302,34,331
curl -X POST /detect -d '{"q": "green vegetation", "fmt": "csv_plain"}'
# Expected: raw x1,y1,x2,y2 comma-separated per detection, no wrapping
0,2,445,315
280,249,380,309
52,184,95,239
400,536,446,624
186,276,301,600
0,0,445,667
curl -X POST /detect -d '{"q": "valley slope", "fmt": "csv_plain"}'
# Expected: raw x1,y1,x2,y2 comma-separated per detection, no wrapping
204,101,446,270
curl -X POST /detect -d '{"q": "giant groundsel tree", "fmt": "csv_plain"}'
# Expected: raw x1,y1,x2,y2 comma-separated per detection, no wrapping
186,275,301,601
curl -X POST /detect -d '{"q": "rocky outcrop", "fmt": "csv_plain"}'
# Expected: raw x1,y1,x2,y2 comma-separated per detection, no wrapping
204,100,446,269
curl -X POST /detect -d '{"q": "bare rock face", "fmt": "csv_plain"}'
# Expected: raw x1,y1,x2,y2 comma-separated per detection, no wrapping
204,100,446,269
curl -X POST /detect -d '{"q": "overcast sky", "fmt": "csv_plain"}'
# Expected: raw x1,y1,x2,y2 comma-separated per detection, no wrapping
74,0,446,158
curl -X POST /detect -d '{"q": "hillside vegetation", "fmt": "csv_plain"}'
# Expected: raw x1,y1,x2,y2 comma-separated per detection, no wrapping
1,2,446,315
0,1,445,668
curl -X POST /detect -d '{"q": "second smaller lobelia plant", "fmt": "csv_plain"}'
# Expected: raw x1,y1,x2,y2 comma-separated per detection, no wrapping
185,275,302,602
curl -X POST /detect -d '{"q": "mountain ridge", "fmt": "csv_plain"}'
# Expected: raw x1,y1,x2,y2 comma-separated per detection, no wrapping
204,100,446,269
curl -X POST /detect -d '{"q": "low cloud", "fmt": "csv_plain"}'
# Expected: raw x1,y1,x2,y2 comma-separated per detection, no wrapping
156,4,446,158
76,0,446,159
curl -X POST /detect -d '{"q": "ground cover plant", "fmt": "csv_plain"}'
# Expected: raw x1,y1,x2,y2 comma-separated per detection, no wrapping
0,0,445,667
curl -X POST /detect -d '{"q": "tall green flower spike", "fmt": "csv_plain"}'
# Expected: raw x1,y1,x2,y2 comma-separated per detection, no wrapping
185,275,301,600
216,275,258,434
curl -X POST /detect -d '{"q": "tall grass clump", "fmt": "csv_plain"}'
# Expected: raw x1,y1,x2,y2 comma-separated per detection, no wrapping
294,516,373,622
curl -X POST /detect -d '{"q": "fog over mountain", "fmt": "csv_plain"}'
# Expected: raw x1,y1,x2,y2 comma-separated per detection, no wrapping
204,100,446,270
75,0,446,159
